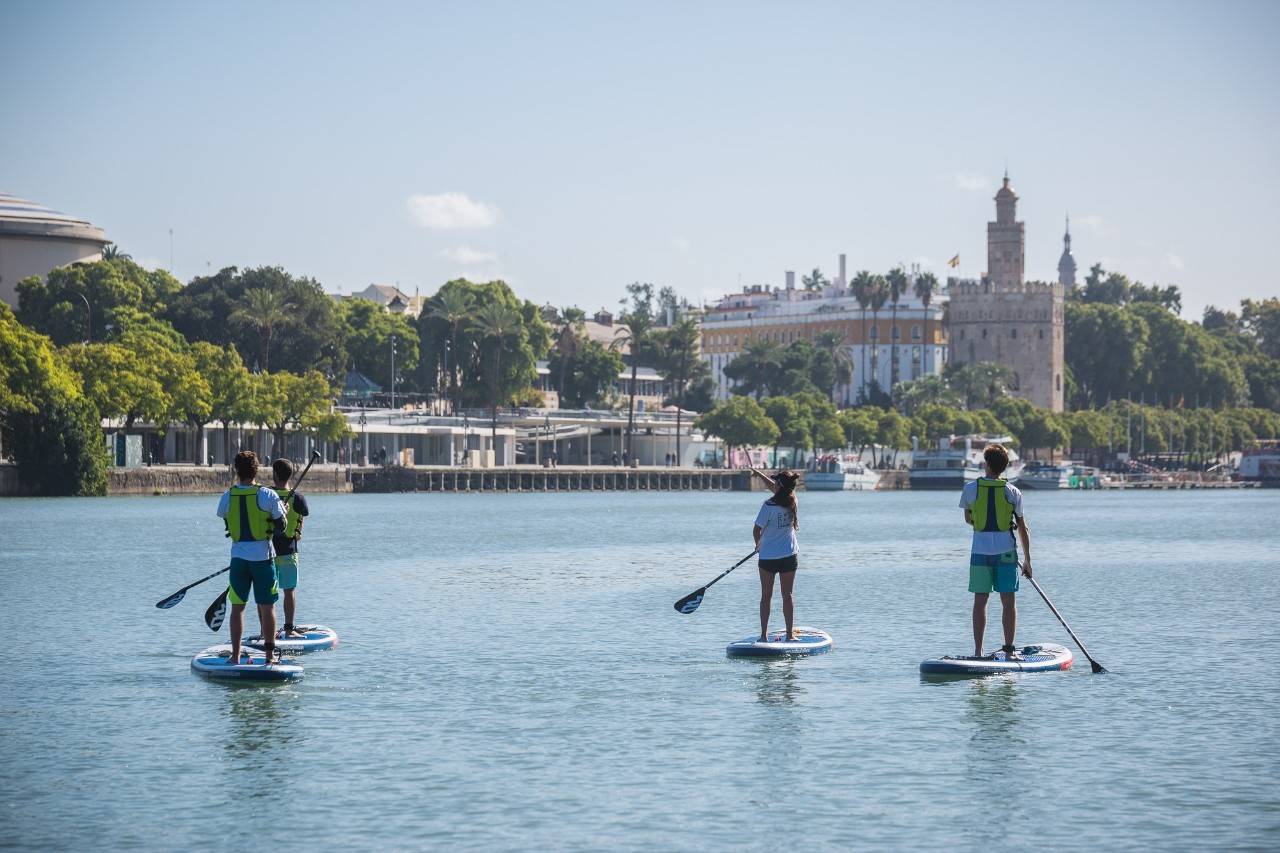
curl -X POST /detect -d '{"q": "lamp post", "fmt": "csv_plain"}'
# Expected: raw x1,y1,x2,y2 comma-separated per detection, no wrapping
390,333,397,411
358,403,368,466
544,414,552,467
462,411,469,467
74,291,91,343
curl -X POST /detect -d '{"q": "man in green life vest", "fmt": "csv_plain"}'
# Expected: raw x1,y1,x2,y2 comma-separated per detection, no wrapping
959,443,1033,659
270,458,311,639
216,451,289,663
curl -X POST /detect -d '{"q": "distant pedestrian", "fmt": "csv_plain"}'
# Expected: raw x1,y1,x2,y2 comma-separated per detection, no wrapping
749,467,801,641
612,451,620,466
622,449,630,466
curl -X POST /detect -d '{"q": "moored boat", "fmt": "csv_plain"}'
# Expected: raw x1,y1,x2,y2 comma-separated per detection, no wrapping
804,454,881,491
908,435,1024,490
1239,440,1280,487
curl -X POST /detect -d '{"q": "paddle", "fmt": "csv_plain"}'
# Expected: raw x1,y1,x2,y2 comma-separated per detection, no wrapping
155,565,230,609
1021,567,1108,674
206,450,321,632
673,551,757,614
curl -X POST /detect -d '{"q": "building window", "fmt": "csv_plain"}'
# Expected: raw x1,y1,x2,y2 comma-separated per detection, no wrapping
960,329,965,341
1056,373,1061,391
1011,328,1017,339
911,325,921,341
870,327,879,341
981,328,987,339
1038,328,1044,340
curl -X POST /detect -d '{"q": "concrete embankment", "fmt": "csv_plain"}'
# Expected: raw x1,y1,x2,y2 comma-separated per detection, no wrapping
350,465,750,493
107,465,353,496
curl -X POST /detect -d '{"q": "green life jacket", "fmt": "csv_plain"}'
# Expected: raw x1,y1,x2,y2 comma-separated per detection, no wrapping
272,487,302,538
971,477,1014,533
227,484,272,542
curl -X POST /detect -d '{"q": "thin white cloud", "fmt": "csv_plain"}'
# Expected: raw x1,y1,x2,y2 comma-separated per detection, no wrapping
954,173,989,191
1166,253,1185,271
672,236,691,251
439,246,498,265
1075,214,1105,233
406,192,499,229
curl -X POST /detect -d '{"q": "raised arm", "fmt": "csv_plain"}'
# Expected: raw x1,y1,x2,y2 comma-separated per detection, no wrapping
749,467,778,491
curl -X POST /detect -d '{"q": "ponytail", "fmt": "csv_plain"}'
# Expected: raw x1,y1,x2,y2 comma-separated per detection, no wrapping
773,471,800,529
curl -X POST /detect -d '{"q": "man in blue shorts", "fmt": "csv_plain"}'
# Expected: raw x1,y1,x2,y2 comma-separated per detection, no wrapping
217,451,288,663
959,443,1032,658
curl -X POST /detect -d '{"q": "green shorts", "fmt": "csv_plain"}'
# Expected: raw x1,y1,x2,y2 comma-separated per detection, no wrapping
274,553,299,591
969,551,1020,594
228,557,279,606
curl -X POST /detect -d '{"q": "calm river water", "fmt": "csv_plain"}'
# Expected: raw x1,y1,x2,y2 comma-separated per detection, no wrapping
2,488,1277,850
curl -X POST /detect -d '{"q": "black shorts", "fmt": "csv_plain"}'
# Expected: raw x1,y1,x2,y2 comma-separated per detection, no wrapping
758,555,798,574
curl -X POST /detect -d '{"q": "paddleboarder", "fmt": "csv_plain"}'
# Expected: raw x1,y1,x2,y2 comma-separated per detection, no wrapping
270,458,311,640
750,467,801,642
216,451,289,664
960,443,1032,659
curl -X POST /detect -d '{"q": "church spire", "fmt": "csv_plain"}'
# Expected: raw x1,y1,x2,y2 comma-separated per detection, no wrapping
1058,213,1077,288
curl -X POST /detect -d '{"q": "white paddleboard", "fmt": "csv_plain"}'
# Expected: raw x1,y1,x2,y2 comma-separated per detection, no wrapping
919,642,1073,676
244,625,339,653
191,644,303,682
726,626,834,658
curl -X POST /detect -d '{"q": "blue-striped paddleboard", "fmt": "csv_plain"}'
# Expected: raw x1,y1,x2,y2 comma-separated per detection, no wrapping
919,642,1073,676
191,645,303,682
727,627,834,658
244,625,339,653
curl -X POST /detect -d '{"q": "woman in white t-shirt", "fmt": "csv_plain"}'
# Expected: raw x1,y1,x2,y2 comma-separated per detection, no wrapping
750,468,801,641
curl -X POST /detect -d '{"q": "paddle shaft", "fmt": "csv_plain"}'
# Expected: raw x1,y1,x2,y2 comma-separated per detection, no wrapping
206,451,321,631
155,566,230,607
702,550,758,592
1022,571,1106,673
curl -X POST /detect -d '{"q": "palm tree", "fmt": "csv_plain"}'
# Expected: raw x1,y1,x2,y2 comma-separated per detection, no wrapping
472,303,522,441
815,330,853,404
801,268,829,291
914,272,940,376
230,287,291,372
655,316,701,465
427,288,473,411
868,274,888,395
885,267,907,391
554,306,587,399
850,271,873,402
102,244,132,262
612,310,656,460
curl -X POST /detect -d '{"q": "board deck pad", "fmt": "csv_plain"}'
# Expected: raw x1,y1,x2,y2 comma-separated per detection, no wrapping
244,625,339,653
726,626,834,658
191,644,304,682
919,642,1073,676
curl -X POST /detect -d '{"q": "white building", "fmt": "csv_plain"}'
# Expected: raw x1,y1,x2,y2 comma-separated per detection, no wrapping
0,192,110,307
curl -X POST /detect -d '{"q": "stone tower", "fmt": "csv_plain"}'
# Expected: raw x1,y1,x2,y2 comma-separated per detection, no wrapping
1057,215,1077,289
947,174,1065,411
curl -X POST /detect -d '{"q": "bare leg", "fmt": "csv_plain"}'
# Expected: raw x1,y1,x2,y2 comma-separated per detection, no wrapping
779,570,797,640
257,603,277,662
758,568,775,640
229,603,246,662
972,593,990,656
283,589,297,633
999,592,1017,651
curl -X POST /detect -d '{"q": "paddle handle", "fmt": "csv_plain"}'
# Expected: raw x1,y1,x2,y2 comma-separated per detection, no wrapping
1023,571,1105,673
178,566,229,595
703,550,758,592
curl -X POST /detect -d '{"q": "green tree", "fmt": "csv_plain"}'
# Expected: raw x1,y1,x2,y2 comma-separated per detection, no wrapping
473,302,524,440
948,362,1016,410
867,273,888,384
1240,297,1280,359
763,396,812,465
839,407,879,454
894,374,960,415
339,298,420,394
614,283,658,457
652,316,709,462
1064,302,1149,407
801,268,828,291
421,284,474,410
1019,409,1070,460
723,338,783,399
814,330,853,404
17,257,181,346
695,396,779,462
875,408,911,466
231,287,292,373
251,370,334,454
914,271,939,355
0,304,107,495
549,337,625,408
885,266,907,389
62,342,166,432
851,270,874,398
191,342,253,464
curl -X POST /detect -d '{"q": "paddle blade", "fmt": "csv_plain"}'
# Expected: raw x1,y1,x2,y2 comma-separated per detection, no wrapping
1090,659,1108,674
205,589,229,632
155,591,186,609
673,588,706,614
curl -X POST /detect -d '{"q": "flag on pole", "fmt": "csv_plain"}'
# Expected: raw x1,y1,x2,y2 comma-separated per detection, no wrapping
947,254,960,268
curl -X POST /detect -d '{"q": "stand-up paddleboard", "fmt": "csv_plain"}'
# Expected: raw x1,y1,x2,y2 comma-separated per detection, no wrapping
919,643,1073,676
191,645,303,682
727,626,834,658
244,625,339,653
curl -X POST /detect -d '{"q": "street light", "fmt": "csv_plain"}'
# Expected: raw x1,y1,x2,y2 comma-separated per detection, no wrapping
390,333,397,411
544,414,552,467
74,291,91,343
358,402,368,466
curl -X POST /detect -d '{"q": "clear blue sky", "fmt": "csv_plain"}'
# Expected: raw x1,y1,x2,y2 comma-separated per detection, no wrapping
3,1,1277,318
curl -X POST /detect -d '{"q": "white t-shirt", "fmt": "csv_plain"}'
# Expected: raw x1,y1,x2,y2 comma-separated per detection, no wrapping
216,485,288,562
754,498,799,559
959,479,1024,555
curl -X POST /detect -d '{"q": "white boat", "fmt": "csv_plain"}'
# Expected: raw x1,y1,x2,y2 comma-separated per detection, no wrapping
908,435,1024,490
1239,440,1280,486
804,454,881,491
1018,461,1076,490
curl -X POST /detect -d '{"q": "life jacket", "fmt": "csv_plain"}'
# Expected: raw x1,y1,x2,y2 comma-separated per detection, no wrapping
272,487,302,538
227,484,272,542
971,477,1014,533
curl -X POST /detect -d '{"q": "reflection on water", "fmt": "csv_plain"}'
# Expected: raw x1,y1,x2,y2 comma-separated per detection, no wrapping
749,659,805,708
221,685,302,766
964,678,1024,746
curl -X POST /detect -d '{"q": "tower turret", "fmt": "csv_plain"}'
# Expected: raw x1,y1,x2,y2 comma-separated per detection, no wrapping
1057,215,1077,288
987,172,1025,292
